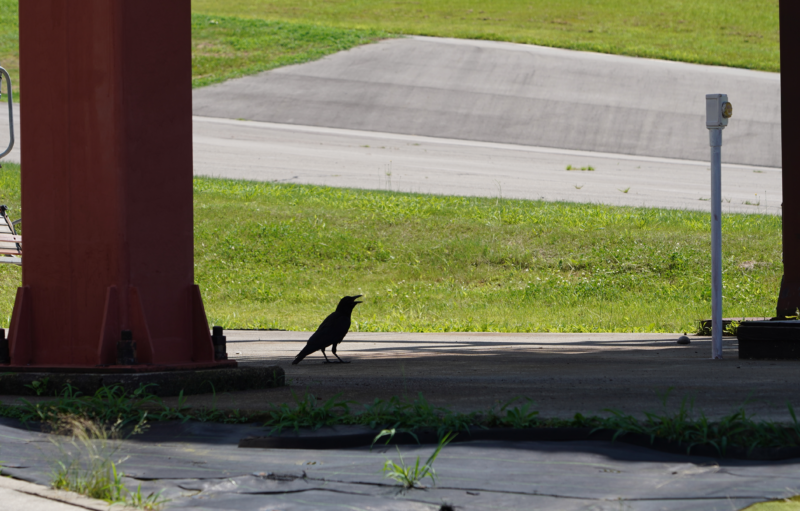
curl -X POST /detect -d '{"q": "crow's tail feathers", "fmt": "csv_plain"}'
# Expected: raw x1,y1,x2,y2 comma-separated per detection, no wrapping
292,346,314,365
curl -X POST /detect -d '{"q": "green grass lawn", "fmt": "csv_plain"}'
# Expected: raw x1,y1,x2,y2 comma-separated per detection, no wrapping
0,0,18,101
0,168,782,334
193,0,780,72
191,176,780,333
0,0,779,103
0,0,390,97
190,14,390,89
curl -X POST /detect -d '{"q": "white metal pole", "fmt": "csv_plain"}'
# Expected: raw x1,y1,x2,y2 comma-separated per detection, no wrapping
706,93,731,359
709,129,723,359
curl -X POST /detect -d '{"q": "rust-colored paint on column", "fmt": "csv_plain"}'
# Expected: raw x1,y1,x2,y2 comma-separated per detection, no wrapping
778,0,800,317
7,1,235,371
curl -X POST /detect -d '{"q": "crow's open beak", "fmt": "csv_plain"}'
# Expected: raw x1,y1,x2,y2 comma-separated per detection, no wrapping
353,294,363,304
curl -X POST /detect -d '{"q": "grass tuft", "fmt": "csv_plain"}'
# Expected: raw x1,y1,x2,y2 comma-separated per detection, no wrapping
17,383,251,429
381,431,456,489
50,414,167,509
264,391,353,434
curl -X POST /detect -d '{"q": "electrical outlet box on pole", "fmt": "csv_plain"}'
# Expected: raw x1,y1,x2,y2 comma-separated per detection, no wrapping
706,94,733,359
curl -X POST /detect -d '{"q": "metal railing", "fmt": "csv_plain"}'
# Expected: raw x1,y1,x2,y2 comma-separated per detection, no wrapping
0,66,14,160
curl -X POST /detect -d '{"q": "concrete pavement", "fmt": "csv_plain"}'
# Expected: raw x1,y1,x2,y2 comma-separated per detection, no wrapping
167,330,797,422
193,35,781,168
3,105,780,214
0,475,130,510
193,116,781,214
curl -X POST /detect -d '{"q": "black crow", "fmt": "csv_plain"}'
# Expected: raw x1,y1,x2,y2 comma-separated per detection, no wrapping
292,295,362,365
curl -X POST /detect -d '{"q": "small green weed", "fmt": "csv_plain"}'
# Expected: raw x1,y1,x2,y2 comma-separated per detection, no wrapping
19,383,252,429
264,392,352,434
22,384,160,428
352,393,476,438
50,415,167,509
256,392,800,456
24,377,51,396
591,390,800,456
382,431,456,489
127,484,168,510
488,397,540,428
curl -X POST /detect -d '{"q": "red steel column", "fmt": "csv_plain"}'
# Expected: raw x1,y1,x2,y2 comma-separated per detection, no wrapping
777,0,800,317
8,0,234,370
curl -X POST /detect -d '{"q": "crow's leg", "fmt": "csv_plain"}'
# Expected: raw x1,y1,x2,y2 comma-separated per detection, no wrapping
320,348,332,363
332,343,350,364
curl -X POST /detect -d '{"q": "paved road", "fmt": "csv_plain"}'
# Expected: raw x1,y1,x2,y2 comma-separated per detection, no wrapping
193,116,781,214
2,106,779,214
3,37,782,213
193,35,781,168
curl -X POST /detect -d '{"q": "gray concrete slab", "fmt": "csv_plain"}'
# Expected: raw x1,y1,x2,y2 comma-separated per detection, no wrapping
155,330,799,423
192,36,781,168
0,474,130,510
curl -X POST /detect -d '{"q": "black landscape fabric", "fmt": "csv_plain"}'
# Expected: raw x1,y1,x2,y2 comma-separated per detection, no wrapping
0,418,797,510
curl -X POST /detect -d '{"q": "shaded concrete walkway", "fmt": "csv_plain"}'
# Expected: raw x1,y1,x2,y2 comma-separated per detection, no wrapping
174,331,797,422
